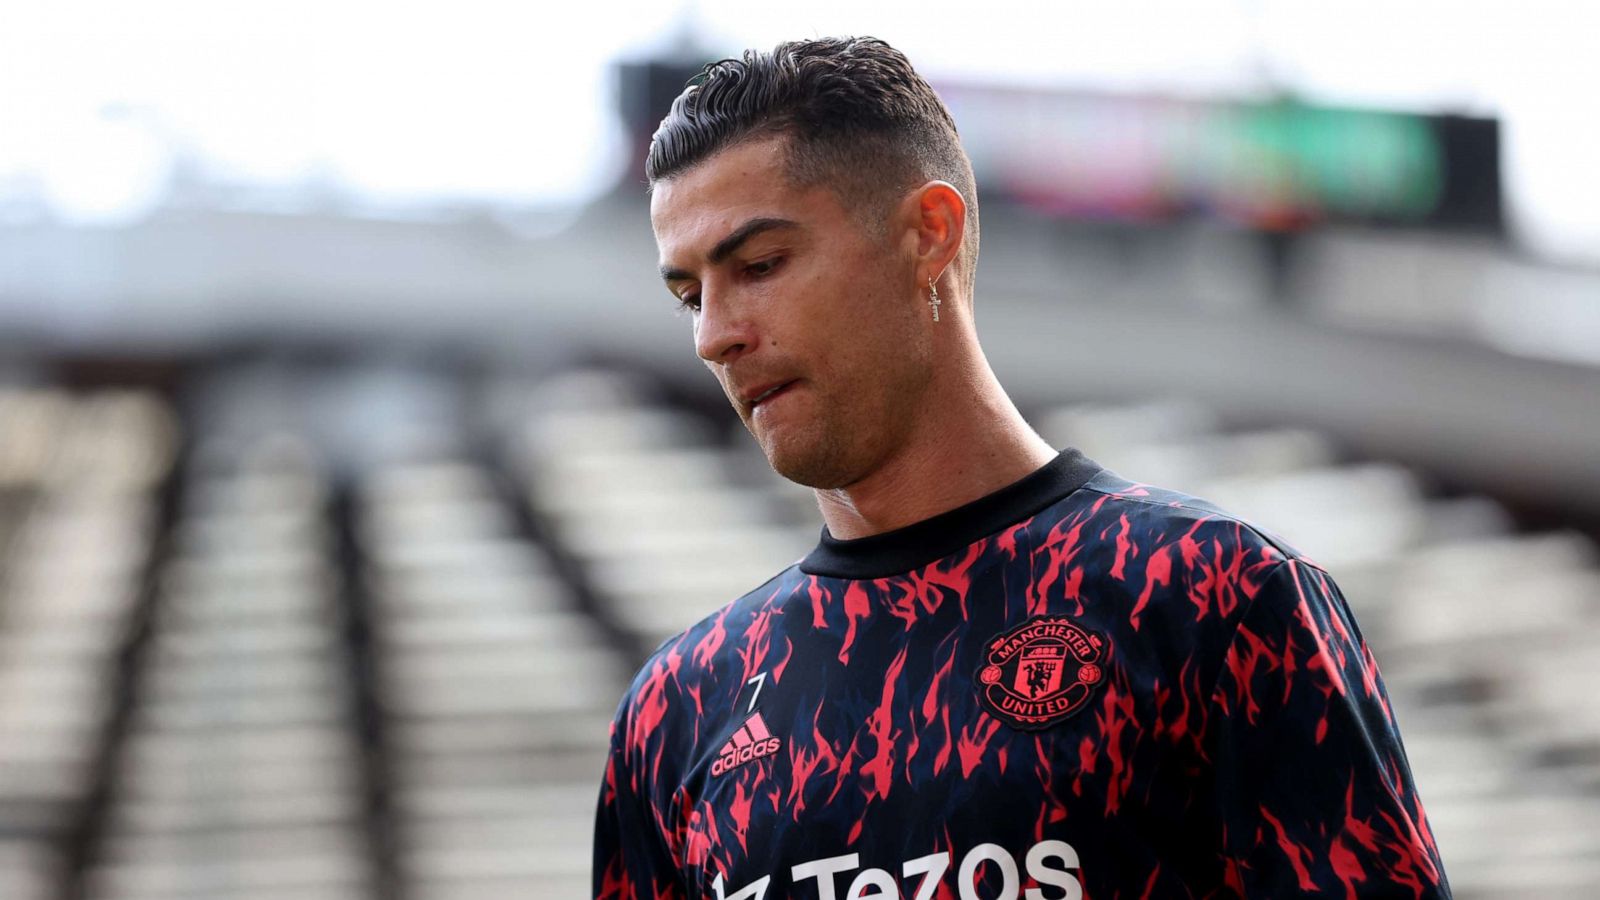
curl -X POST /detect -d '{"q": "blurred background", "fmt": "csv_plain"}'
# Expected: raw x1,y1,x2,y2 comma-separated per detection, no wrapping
2,1,1598,898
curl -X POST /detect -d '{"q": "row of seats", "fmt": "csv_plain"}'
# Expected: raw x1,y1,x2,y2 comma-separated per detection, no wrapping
358,457,622,899
87,435,376,900
0,390,176,900
510,371,817,653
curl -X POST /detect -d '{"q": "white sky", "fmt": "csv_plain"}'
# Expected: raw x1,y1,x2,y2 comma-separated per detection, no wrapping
1,0,1595,263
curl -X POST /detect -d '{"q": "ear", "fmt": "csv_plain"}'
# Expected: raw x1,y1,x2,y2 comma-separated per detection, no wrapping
910,181,966,286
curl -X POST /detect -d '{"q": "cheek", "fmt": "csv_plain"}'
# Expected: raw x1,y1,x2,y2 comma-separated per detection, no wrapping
796,253,913,374
834,304,919,393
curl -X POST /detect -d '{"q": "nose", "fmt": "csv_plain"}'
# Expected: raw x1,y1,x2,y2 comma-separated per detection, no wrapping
694,291,758,365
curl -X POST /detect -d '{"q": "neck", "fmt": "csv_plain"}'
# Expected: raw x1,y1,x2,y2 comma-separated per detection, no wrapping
814,343,1057,541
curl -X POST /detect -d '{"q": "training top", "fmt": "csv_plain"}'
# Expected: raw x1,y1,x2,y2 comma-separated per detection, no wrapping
593,448,1451,899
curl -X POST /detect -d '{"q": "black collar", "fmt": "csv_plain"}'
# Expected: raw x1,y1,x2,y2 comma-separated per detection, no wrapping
799,448,1103,579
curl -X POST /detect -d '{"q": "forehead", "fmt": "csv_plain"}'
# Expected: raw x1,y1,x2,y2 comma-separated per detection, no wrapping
651,137,827,260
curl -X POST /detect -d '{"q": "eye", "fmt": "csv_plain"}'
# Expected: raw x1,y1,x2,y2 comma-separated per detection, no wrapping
744,257,782,278
675,292,701,314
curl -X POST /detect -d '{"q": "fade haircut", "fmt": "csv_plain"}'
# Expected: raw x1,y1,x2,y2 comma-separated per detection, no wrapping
646,36,980,293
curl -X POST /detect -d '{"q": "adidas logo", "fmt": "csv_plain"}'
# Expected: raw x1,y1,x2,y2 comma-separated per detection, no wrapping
710,712,782,776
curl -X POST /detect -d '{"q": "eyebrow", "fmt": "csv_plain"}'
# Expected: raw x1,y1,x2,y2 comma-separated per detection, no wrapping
658,216,800,283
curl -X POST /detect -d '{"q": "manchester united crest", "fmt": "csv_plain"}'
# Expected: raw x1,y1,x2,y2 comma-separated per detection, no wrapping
976,615,1110,730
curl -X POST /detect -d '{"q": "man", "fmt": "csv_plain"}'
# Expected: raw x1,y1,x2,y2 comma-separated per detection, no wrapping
595,36,1450,899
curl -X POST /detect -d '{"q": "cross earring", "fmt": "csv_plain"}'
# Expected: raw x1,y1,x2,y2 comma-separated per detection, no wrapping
928,278,941,322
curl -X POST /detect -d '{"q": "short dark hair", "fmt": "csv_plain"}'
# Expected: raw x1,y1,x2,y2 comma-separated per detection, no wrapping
647,37,980,291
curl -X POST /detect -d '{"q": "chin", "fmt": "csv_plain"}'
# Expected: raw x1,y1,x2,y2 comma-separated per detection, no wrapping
759,429,855,490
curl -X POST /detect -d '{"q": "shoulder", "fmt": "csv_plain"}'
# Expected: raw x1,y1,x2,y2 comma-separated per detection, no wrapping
610,562,808,761
1020,465,1317,589
1055,468,1372,719
1030,466,1327,642
1066,472,1380,695
1072,467,1310,566
646,561,808,677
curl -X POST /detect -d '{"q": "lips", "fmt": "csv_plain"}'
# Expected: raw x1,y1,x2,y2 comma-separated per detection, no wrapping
739,379,798,410
753,382,790,405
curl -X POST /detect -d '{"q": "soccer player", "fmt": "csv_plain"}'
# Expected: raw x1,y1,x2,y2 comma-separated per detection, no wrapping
594,36,1450,899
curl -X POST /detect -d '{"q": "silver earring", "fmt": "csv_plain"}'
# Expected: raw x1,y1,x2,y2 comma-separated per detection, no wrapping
927,278,941,322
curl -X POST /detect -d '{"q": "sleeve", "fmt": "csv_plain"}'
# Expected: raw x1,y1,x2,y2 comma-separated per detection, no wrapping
1207,558,1452,898
593,682,687,900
